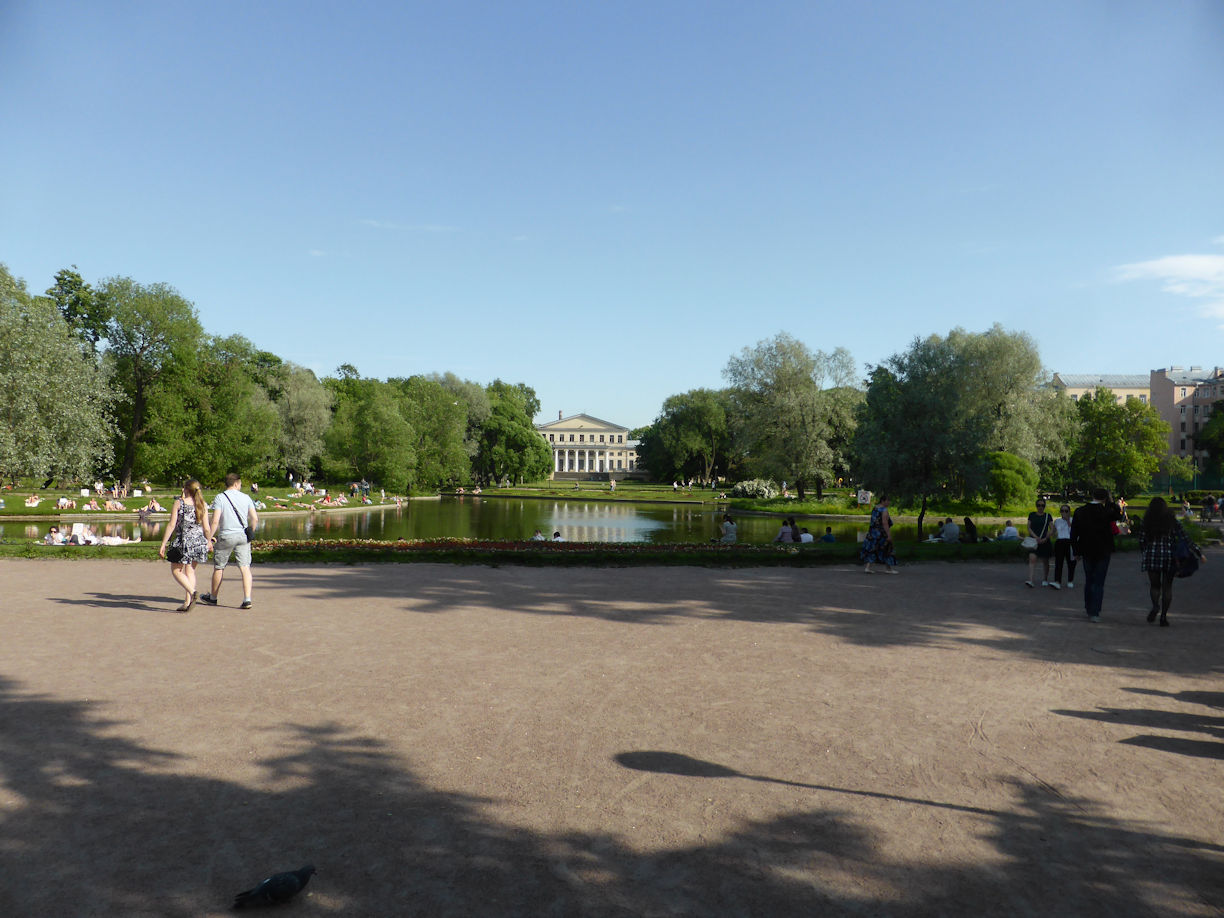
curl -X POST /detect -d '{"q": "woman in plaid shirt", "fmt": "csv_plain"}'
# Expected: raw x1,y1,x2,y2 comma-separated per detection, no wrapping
1138,497,1205,627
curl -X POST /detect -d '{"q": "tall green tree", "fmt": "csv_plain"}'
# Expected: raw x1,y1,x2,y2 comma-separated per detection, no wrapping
45,266,110,354
274,364,333,480
102,277,203,487
637,388,733,483
852,334,990,535
723,333,858,499
0,264,116,481
475,381,551,485
1070,388,1169,496
391,376,470,489
323,378,416,492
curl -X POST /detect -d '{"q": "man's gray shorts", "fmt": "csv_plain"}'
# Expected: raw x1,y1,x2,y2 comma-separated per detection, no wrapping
213,533,252,569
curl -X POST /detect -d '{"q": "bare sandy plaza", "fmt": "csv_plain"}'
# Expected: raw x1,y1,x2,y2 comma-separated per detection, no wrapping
0,556,1221,916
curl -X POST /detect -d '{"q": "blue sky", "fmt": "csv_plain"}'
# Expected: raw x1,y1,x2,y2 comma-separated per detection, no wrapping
3,1,1222,430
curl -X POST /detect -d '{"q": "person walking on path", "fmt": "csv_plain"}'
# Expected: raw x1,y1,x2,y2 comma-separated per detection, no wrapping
157,479,210,612
1137,496,1205,627
1025,498,1055,587
200,473,258,610
1071,488,1121,622
1051,503,1076,590
861,496,897,573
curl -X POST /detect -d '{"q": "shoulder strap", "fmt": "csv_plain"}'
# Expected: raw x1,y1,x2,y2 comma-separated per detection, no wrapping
222,491,243,525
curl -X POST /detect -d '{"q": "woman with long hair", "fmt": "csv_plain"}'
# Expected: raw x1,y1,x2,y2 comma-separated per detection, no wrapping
1138,496,1204,627
158,479,211,612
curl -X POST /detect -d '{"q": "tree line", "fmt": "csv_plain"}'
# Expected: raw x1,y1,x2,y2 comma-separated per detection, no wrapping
635,327,1191,529
1,264,550,491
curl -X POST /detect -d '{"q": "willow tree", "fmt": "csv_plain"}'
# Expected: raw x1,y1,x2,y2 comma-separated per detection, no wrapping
0,264,116,482
723,333,858,499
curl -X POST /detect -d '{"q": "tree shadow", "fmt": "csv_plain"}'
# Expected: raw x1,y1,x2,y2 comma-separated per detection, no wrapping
251,560,1224,677
1054,690,1224,762
2,675,1221,916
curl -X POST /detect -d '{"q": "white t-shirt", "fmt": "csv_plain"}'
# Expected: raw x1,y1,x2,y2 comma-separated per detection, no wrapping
212,489,256,536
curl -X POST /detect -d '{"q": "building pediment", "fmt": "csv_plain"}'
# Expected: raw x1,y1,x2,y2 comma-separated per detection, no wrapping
537,413,626,434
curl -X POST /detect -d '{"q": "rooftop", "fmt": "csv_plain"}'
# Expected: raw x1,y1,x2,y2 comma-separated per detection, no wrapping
1053,373,1149,389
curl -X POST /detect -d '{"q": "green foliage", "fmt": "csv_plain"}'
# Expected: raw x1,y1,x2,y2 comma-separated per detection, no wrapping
102,276,204,486
986,451,1038,509
474,381,551,485
723,333,859,498
1070,388,1169,496
323,377,416,492
852,325,1064,532
637,388,733,482
45,265,110,354
273,364,333,478
390,376,470,489
0,264,117,481
731,478,778,499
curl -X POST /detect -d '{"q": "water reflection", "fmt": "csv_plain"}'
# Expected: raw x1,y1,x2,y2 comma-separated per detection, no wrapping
7,498,922,545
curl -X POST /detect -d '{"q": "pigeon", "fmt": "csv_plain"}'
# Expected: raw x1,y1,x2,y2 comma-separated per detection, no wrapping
231,864,316,910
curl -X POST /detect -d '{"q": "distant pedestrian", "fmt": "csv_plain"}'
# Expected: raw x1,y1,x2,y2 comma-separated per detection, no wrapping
1051,504,1075,590
1071,488,1122,622
820,527,836,543
1137,497,1205,627
861,496,897,573
1025,499,1054,587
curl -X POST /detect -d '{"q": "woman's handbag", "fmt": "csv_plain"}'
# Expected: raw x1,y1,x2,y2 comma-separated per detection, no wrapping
1174,532,1199,578
1020,536,1038,549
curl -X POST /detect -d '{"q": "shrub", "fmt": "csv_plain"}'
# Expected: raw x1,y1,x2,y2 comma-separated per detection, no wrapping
986,452,1038,509
731,479,778,500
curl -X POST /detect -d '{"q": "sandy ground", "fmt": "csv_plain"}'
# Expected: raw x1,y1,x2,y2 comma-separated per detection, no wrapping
0,555,1221,917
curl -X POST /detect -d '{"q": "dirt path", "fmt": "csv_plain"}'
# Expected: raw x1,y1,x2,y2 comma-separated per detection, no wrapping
1,557,1221,916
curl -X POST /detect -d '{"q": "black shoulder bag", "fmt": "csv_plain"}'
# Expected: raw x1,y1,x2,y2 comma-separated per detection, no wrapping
222,492,255,543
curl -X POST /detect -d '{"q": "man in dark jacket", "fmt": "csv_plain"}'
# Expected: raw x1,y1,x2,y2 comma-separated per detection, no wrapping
1071,488,1122,622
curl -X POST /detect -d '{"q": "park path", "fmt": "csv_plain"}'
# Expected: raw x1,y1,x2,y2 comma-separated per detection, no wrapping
0,557,1221,916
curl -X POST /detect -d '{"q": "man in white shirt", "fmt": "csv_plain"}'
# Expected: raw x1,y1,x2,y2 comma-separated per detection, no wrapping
200,473,259,610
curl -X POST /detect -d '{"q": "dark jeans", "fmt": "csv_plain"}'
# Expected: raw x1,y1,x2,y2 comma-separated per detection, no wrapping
1054,540,1077,584
1081,555,1111,616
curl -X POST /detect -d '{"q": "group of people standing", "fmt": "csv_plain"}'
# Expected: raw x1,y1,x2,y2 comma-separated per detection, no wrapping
157,473,259,613
1026,491,1204,624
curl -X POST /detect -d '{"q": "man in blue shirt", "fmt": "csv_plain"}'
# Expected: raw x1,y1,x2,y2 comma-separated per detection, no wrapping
200,473,259,610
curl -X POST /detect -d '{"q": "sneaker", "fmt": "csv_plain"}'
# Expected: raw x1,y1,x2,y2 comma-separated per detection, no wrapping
1049,582,1061,590
1147,608,1158,623
240,599,253,610
1040,580,1048,587
1024,581,1034,588
199,593,218,605
1067,582,1074,588
1089,615,1101,623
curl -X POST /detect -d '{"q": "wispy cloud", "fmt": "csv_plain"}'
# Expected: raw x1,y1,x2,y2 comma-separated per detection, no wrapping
308,249,327,258
360,219,460,234
1116,239,1224,322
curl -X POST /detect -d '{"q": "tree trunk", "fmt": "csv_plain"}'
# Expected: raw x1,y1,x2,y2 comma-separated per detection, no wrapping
915,495,928,540
796,478,806,501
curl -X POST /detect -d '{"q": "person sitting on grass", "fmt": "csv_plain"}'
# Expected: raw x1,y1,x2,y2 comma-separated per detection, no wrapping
999,521,1020,540
960,517,979,543
24,494,40,507
939,517,960,543
43,526,65,545
56,496,77,510
86,498,100,511
104,499,126,511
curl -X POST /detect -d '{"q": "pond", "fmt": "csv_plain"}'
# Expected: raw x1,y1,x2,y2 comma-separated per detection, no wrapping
6,497,954,545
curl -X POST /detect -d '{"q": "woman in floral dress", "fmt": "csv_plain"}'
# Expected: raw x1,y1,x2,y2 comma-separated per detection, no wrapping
861,495,897,573
158,478,211,612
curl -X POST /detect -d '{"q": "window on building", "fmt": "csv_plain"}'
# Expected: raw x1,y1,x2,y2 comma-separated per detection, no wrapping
1194,406,1199,415
618,435,623,443
1070,394,1078,401
1180,406,1186,415
1181,439,1187,451
617,460,622,469
599,435,605,443
569,434,574,442
1181,387,1187,398
579,434,584,442
1181,422,1186,432
549,434,554,442
1139,394,1147,404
